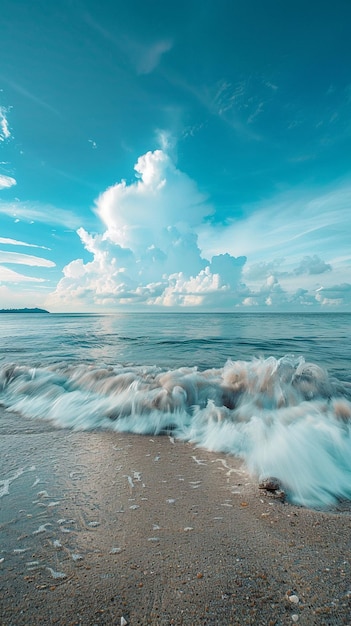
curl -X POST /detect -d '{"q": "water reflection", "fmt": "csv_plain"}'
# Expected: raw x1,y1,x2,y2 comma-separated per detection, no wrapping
0,313,350,379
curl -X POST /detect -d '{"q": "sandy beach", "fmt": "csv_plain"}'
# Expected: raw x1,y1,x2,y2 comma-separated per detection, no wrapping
1,407,350,626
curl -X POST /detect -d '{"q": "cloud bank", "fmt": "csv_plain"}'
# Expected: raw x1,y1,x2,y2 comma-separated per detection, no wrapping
49,149,246,310
48,148,351,312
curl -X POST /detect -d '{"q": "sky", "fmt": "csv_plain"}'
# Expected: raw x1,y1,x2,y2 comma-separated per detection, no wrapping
1,0,351,312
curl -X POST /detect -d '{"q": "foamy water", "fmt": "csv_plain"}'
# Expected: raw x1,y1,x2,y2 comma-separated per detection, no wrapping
1,312,351,508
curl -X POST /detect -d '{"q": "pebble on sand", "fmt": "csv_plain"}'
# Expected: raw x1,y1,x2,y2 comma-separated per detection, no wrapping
286,592,299,604
259,477,281,491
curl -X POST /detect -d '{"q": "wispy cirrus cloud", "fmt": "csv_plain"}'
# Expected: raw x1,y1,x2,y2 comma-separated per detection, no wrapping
0,237,51,250
121,37,173,75
0,201,82,228
0,106,11,141
0,174,16,189
0,266,45,283
83,11,172,76
0,77,61,116
164,73,273,140
199,183,351,264
0,250,55,267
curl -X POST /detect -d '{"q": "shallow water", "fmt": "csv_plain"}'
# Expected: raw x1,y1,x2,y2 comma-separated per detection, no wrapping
1,312,350,508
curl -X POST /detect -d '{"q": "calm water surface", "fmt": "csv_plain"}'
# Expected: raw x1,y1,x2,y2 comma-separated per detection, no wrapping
0,312,350,381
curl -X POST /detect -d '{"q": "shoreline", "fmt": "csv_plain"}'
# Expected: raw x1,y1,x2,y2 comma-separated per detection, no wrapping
1,411,350,625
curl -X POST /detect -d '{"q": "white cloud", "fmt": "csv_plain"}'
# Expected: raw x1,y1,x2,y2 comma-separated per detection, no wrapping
199,184,351,264
0,175,16,189
96,149,212,254
48,149,246,311
239,274,319,310
0,266,45,283
294,255,332,275
0,242,55,292
244,254,332,283
152,268,225,307
244,258,285,281
0,250,55,267
316,283,351,307
83,13,172,75
122,38,173,74
0,201,82,228
0,237,50,250
47,148,351,312
0,107,11,141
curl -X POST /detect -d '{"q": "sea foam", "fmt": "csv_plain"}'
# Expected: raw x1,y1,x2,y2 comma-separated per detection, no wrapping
1,355,351,508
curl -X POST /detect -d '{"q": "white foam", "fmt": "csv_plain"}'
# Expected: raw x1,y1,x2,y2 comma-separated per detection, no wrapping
33,523,51,535
0,468,24,498
14,549,28,554
46,567,67,579
1,356,351,508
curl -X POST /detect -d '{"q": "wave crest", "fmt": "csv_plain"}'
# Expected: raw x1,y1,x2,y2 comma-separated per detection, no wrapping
1,355,351,508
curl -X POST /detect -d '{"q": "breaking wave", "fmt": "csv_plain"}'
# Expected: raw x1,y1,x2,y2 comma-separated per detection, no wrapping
1,355,351,509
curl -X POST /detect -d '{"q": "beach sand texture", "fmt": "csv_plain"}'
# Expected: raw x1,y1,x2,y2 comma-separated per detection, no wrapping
1,408,350,625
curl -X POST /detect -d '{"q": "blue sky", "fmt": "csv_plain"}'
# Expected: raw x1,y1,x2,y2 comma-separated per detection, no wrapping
1,0,350,311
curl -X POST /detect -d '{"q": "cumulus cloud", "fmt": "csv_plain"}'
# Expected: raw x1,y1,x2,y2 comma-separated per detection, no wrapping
240,273,320,310
152,268,225,307
48,147,351,312
244,258,285,281
98,150,211,244
293,254,332,275
244,254,332,287
0,174,16,189
48,149,247,310
316,283,351,307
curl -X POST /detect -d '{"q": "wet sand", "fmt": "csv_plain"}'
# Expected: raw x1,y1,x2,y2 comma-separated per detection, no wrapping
0,408,350,625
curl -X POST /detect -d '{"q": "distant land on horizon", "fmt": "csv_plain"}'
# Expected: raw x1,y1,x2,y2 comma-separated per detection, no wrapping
0,308,50,314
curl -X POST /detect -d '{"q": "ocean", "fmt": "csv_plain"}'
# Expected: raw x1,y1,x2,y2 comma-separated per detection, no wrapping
1,312,351,509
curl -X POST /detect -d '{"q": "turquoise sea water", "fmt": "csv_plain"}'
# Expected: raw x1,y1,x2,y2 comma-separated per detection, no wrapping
1,312,350,378
1,312,350,508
